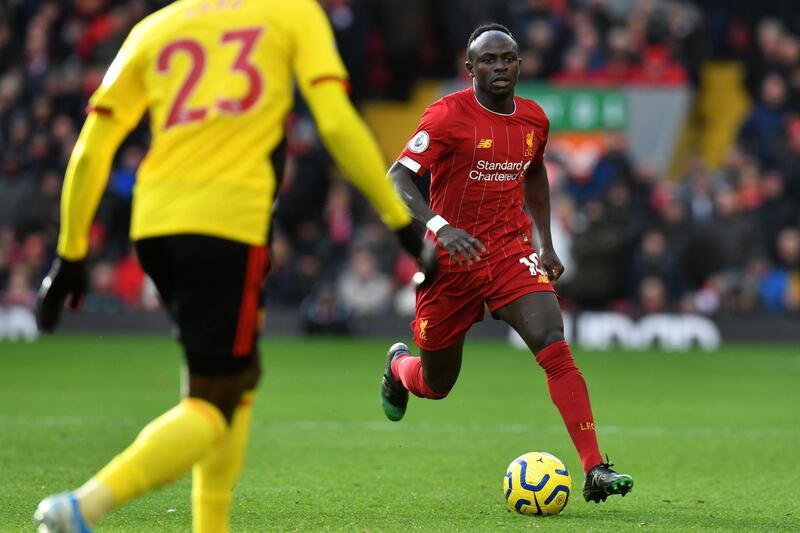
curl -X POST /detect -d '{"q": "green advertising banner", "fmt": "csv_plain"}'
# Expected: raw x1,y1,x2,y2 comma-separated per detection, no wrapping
515,83,627,132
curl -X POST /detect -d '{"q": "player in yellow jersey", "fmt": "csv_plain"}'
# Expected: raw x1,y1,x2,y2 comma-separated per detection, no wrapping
33,1,428,532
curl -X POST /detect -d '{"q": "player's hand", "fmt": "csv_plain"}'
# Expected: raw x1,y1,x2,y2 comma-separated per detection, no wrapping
394,224,438,286
539,246,565,282
394,223,423,259
413,238,439,287
435,225,486,265
36,257,88,333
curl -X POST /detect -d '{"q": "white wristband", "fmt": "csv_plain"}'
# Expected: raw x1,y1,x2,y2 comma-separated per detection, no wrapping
426,215,449,234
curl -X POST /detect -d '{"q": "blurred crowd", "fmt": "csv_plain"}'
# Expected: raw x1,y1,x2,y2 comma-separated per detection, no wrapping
1,0,799,328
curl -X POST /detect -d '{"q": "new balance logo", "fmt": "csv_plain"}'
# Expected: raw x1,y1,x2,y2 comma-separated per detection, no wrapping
477,138,493,149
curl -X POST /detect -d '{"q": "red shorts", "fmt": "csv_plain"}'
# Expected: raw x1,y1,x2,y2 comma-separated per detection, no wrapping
411,250,555,351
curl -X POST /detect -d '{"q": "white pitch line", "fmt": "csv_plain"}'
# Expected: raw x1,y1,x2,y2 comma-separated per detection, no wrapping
3,415,797,439
256,420,799,439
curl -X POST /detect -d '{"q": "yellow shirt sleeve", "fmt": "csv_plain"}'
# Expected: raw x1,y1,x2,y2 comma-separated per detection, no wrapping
290,0,348,92
302,81,412,230
88,23,149,129
58,23,149,259
289,1,410,230
57,113,132,260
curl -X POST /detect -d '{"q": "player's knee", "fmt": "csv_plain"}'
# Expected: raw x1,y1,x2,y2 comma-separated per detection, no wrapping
189,369,260,422
540,326,565,351
241,360,262,391
200,393,238,423
525,325,564,354
422,370,455,398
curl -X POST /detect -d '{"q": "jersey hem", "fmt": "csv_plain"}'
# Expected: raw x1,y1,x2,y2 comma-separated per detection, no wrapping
131,224,266,247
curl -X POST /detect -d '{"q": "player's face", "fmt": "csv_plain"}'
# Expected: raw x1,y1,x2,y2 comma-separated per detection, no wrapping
466,32,520,98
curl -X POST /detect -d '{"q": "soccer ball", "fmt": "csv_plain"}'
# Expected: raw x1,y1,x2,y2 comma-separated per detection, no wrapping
503,452,572,516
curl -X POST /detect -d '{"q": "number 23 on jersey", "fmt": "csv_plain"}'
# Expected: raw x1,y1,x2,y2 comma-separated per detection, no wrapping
157,27,264,130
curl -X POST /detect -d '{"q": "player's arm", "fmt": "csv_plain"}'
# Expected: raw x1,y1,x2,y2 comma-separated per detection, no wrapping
291,0,422,258
302,82,421,255
388,162,485,265
524,162,564,281
57,113,132,261
37,112,133,332
38,24,147,332
59,20,146,261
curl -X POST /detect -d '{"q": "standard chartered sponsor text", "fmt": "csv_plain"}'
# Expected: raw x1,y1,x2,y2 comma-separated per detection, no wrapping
468,159,530,181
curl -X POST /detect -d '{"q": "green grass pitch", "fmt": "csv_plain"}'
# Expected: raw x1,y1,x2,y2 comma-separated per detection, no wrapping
1,336,798,531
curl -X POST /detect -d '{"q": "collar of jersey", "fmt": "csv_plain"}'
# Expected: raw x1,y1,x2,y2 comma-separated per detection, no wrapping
471,84,517,117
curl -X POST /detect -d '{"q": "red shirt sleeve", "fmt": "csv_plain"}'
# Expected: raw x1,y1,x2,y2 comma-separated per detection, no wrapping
396,99,453,175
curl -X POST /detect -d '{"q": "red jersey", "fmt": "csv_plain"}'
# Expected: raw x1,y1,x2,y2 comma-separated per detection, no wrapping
397,87,550,272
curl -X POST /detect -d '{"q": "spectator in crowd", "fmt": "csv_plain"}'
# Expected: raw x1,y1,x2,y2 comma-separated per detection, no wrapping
337,247,392,316
113,247,145,310
630,229,682,305
760,228,800,312
1,266,36,309
265,231,305,306
567,131,632,204
83,261,123,314
738,73,788,166
97,145,142,261
775,118,800,206
301,284,353,335
758,172,797,262
637,276,669,315
565,200,626,308
706,185,765,272
683,160,715,223
744,18,785,100
325,180,356,262
0,151,37,229
352,221,398,276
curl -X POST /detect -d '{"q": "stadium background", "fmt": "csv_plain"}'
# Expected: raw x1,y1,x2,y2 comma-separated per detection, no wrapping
0,0,799,345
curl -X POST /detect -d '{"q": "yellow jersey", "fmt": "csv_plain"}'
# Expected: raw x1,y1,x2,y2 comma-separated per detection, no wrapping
89,0,347,245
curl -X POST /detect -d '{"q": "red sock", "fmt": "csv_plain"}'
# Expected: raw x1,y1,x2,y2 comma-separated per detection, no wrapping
535,340,604,473
391,355,447,399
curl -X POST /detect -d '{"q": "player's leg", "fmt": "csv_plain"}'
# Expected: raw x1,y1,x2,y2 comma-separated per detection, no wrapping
35,236,268,531
493,291,632,501
69,365,260,528
381,340,464,421
493,291,603,469
177,236,267,533
37,380,234,532
381,271,483,421
190,360,260,533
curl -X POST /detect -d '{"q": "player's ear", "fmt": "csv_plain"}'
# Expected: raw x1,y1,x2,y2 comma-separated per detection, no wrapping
465,59,474,78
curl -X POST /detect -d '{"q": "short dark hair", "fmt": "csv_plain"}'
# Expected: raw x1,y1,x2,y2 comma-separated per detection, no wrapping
466,23,516,52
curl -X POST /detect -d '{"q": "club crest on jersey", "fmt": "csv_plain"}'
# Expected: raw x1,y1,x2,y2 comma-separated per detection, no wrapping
524,130,535,157
418,319,429,340
408,131,430,153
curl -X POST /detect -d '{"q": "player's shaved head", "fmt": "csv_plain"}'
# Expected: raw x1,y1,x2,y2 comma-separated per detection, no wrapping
466,23,517,61
465,23,520,108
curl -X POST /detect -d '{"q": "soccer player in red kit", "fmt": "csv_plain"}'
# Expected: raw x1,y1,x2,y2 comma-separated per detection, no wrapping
380,24,633,503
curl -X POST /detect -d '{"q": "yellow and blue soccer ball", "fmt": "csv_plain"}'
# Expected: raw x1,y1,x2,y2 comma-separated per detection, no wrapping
503,451,572,516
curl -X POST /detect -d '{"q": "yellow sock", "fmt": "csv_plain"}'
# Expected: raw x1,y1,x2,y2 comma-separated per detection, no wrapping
80,398,226,523
192,391,255,533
